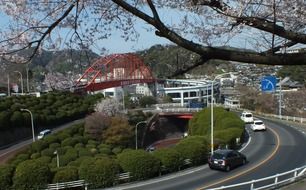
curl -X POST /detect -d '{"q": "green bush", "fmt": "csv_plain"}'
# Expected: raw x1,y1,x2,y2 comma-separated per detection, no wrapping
13,159,51,190
153,148,182,172
79,157,119,188
49,142,61,149
36,156,52,164
99,147,112,155
44,135,59,145
87,140,98,146
57,132,71,142
30,153,41,159
188,107,244,146
31,140,49,152
61,137,78,147
52,166,79,183
41,148,56,157
174,136,208,165
60,149,78,166
68,156,92,167
74,143,84,148
112,147,122,155
72,135,87,144
78,148,92,157
0,165,14,190
117,150,160,180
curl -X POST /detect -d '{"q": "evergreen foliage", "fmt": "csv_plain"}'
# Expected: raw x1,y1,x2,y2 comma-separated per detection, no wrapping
117,150,160,180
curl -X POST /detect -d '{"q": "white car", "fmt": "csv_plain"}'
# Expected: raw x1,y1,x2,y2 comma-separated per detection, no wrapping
251,120,267,131
37,129,51,140
240,112,254,123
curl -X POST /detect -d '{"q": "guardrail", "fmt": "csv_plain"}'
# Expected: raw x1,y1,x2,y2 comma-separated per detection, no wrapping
234,108,306,124
208,165,306,190
45,179,88,190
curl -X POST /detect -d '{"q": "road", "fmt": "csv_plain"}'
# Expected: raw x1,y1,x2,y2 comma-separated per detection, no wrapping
0,119,84,164
104,118,306,190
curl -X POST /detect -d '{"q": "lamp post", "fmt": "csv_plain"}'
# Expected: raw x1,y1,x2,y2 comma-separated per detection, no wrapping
20,108,35,142
54,150,59,168
14,71,23,94
26,66,30,92
135,121,147,150
7,74,10,97
210,72,236,153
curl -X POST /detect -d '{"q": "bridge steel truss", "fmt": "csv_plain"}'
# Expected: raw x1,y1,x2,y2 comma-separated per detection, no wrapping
75,53,156,92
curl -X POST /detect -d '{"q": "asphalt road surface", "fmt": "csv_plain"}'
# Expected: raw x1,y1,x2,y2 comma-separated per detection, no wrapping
104,118,306,190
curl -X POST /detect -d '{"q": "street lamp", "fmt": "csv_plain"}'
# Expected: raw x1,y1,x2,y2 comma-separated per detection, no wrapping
210,72,236,153
54,150,60,168
14,71,23,94
135,121,147,150
20,108,35,142
7,74,10,97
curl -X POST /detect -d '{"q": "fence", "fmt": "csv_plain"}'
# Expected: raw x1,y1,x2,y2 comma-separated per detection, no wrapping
45,180,88,190
208,165,306,190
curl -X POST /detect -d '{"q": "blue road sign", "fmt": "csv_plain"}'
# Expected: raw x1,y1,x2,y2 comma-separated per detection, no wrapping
261,76,277,92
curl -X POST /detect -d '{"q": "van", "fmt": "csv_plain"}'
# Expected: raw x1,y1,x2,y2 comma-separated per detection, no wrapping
37,129,51,140
240,111,254,123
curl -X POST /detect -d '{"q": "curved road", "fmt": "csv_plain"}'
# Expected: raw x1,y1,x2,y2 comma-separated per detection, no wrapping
105,118,306,190
0,119,84,164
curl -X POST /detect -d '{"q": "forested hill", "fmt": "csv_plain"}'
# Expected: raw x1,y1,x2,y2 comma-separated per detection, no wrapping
2,44,303,86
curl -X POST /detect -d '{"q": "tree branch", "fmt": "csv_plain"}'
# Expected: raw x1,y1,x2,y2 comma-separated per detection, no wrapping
112,0,306,66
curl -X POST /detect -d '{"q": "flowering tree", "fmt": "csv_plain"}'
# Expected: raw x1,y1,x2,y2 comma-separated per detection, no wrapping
95,98,123,116
0,1,306,76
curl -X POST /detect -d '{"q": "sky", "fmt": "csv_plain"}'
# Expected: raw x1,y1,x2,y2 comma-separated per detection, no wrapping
0,7,172,55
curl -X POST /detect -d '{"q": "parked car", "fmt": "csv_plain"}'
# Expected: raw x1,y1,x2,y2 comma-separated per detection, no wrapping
37,129,51,140
251,120,267,131
208,149,247,171
240,111,254,123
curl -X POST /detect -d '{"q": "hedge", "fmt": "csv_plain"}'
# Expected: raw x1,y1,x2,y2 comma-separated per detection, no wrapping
117,150,160,180
52,166,79,183
0,165,14,190
153,148,182,172
79,157,119,188
13,159,51,190
174,136,208,165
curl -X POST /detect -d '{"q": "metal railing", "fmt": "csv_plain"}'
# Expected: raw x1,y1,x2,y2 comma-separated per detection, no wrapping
45,180,88,190
208,165,306,190
235,108,306,124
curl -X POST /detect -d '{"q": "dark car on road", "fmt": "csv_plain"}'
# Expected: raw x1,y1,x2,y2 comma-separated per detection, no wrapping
208,149,247,171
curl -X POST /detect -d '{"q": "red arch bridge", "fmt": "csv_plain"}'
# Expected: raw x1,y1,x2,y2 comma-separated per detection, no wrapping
74,53,156,92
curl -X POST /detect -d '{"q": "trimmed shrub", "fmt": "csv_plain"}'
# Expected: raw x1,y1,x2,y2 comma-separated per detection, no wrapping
87,140,98,146
31,153,41,159
57,132,71,142
44,135,59,145
49,142,61,149
68,156,92,167
112,147,122,155
31,140,49,152
13,159,51,190
61,137,78,147
99,147,112,155
79,157,119,188
0,165,14,190
52,166,79,183
174,136,208,165
117,150,160,180
41,148,56,157
36,156,52,164
60,149,78,166
74,143,84,148
153,148,182,172
78,148,91,157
